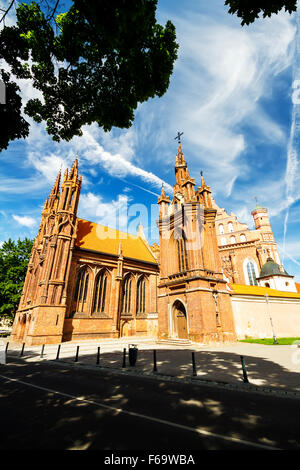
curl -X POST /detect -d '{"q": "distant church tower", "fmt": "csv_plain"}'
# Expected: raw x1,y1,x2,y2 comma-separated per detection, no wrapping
11,159,82,345
157,142,236,343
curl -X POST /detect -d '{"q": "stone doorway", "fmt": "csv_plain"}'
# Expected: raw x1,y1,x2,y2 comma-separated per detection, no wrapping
172,300,188,339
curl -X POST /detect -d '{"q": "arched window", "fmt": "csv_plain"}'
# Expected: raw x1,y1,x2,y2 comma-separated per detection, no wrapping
136,277,146,314
93,271,107,313
240,234,246,242
219,224,224,234
230,235,236,244
221,237,227,246
177,237,188,272
122,276,132,313
74,268,89,312
228,222,234,232
246,260,258,286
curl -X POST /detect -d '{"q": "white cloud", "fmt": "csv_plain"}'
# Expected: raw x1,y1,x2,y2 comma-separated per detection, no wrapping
79,192,132,232
138,7,296,202
65,125,174,194
2,0,298,239
27,151,67,183
12,214,37,227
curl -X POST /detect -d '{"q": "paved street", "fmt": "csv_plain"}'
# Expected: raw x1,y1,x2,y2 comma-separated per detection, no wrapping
3,337,300,392
1,355,300,451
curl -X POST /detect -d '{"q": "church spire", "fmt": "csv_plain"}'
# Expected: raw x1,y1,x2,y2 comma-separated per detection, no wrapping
173,138,196,201
158,183,170,204
200,170,205,187
43,168,61,212
175,142,187,168
69,156,78,182
50,169,61,197
198,171,212,208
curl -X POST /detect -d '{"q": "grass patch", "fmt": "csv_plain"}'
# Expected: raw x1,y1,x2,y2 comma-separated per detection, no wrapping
238,337,300,345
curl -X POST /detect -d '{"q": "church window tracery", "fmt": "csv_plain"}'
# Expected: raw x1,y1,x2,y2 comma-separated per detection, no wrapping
122,275,132,314
136,277,146,314
74,267,89,312
93,271,107,313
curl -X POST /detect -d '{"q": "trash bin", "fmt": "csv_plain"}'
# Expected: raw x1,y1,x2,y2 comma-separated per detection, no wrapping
128,344,138,366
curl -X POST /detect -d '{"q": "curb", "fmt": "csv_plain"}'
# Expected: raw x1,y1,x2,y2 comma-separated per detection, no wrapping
41,357,300,400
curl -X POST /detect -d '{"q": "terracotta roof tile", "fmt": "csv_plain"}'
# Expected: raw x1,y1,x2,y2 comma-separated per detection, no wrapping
75,218,157,264
230,283,300,299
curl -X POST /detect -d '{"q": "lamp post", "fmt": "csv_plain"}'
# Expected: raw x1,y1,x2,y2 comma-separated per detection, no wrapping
264,293,278,344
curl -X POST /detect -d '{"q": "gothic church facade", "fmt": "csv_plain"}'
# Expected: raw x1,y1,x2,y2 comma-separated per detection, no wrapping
12,143,294,345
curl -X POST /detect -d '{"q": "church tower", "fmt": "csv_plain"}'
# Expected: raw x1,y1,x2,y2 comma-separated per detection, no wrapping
11,158,82,345
251,203,281,267
157,141,236,343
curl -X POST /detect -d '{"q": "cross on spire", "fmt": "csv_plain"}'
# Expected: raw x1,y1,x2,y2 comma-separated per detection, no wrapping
174,131,183,144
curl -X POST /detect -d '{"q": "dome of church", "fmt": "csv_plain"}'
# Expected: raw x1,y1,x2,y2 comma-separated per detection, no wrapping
259,257,290,278
253,203,266,211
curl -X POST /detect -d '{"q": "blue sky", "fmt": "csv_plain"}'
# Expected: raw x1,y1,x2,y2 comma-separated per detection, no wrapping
1,0,300,281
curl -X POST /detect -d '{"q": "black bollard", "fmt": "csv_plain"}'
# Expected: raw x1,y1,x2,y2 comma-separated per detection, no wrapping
240,355,249,383
56,344,61,360
192,352,197,377
153,349,157,372
96,347,100,365
122,348,126,368
40,344,45,358
20,343,25,357
5,342,9,353
74,345,80,362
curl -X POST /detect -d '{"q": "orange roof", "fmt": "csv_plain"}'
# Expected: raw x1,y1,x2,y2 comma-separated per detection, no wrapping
230,283,300,299
75,218,157,264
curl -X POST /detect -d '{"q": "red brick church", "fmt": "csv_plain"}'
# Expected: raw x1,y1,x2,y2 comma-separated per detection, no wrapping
11,143,238,345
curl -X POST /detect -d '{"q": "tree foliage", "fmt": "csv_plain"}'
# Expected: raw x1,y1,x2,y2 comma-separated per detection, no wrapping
225,0,297,26
0,238,33,320
0,0,178,150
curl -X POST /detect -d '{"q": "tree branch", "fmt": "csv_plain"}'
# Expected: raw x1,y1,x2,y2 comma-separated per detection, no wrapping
0,0,16,24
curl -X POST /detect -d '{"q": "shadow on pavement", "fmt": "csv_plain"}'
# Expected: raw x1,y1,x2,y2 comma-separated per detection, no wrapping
6,344,300,391
1,356,300,450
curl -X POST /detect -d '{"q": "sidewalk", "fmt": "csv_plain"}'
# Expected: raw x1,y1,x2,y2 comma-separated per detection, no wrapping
3,337,300,396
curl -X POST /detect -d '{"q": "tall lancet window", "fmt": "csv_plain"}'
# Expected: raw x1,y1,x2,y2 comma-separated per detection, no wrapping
122,275,132,314
136,277,146,314
74,267,89,312
177,237,188,272
93,271,107,313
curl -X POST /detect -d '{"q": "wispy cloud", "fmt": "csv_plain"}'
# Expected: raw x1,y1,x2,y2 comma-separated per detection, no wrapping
79,192,132,232
12,214,37,227
143,7,296,201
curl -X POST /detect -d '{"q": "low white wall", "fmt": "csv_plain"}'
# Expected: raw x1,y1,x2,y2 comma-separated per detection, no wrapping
231,295,300,339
